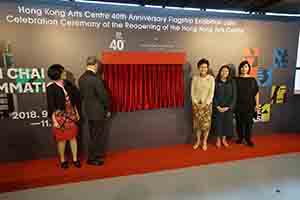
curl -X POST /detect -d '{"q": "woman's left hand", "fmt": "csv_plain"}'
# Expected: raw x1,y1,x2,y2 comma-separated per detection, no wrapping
74,107,80,121
255,105,261,113
76,113,80,121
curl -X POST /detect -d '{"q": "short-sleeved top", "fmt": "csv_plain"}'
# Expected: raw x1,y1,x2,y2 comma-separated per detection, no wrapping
235,77,259,113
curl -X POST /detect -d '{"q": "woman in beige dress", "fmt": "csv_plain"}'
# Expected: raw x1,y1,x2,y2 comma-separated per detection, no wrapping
191,59,215,151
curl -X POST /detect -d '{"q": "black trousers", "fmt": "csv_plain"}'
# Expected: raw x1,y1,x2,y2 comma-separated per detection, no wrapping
235,112,254,142
88,119,107,160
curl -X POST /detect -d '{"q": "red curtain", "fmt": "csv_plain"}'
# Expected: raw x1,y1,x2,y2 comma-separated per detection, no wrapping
103,64,184,112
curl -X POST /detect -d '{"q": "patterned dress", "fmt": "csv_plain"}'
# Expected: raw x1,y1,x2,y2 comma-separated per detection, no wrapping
192,103,212,132
52,95,78,141
191,75,215,133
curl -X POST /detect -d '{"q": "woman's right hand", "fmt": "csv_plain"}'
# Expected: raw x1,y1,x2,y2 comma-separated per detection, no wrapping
217,106,229,112
52,111,60,128
53,121,60,128
217,106,224,112
217,106,222,112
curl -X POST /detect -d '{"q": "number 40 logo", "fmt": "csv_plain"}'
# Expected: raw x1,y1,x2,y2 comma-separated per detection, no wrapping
109,39,125,51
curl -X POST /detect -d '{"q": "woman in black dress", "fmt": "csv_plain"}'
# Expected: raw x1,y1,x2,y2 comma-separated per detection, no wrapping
235,61,259,147
212,65,236,148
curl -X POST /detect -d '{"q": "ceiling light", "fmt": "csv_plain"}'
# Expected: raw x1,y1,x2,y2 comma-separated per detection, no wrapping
206,9,249,14
265,12,300,17
144,5,163,8
75,0,140,7
165,6,183,10
183,7,201,11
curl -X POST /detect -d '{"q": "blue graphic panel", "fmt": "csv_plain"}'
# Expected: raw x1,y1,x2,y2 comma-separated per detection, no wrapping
257,67,272,87
273,48,288,69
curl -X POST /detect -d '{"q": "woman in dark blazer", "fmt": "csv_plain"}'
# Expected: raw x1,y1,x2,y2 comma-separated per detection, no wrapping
46,64,81,169
212,65,236,148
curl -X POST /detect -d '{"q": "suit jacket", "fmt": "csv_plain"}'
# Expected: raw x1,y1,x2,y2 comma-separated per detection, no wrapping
78,70,109,120
46,80,80,117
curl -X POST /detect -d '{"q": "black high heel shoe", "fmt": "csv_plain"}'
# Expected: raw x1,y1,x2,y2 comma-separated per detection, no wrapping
73,160,81,168
60,161,69,169
236,139,243,144
246,140,255,147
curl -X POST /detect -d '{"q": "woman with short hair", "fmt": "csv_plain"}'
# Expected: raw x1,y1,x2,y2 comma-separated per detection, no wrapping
46,64,81,168
191,58,215,151
234,60,259,147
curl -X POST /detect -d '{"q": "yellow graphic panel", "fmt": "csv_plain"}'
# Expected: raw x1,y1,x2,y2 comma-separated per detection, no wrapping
261,104,271,122
271,85,287,104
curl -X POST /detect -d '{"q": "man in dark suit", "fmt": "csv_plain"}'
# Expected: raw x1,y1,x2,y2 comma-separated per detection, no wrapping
79,56,110,166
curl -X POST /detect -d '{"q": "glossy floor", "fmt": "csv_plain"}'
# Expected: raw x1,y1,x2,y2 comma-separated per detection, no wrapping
1,153,299,200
